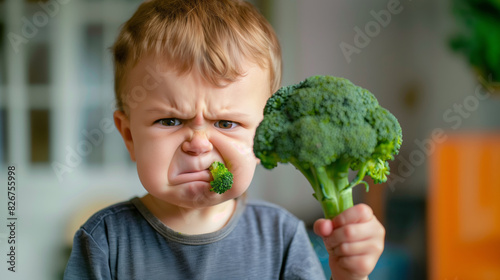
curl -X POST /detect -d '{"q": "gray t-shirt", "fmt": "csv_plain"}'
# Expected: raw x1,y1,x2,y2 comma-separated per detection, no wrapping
64,197,326,280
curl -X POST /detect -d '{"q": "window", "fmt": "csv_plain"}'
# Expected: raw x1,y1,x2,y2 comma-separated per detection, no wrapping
1,0,139,167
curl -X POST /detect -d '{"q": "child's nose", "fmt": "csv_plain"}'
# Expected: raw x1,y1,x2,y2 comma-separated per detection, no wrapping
182,131,213,156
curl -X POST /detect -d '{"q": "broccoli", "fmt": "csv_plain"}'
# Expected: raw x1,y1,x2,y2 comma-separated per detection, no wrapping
209,161,234,194
253,75,402,219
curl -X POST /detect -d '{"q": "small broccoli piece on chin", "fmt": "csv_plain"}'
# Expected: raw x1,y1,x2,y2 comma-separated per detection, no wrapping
209,161,234,194
253,75,403,219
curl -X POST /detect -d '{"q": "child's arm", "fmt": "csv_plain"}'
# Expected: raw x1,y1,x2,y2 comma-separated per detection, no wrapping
313,204,385,280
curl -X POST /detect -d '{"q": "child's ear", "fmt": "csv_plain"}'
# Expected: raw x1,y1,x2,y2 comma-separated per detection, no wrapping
113,110,136,162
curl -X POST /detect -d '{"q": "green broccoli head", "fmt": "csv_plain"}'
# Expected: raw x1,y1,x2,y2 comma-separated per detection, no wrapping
253,75,402,218
209,161,234,194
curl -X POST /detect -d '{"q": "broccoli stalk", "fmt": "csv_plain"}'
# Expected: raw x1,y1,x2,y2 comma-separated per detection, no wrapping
209,161,233,194
297,159,354,219
253,75,402,219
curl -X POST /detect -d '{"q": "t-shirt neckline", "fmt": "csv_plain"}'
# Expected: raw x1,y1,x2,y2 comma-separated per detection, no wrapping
130,196,246,245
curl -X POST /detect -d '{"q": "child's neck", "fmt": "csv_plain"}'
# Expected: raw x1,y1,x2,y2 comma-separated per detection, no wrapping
140,194,237,235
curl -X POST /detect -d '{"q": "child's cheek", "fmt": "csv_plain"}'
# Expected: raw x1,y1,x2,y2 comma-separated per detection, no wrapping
134,142,171,191
220,139,259,194
229,141,256,161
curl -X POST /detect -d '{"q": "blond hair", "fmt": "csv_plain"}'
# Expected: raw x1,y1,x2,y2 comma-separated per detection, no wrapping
111,0,282,111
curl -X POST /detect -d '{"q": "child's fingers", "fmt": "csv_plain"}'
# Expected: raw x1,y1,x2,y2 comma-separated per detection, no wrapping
332,239,384,257
326,216,384,248
313,218,334,237
325,221,374,248
314,204,374,238
332,203,373,228
335,255,378,277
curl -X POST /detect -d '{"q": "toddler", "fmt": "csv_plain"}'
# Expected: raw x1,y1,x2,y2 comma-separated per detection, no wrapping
64,0,385,279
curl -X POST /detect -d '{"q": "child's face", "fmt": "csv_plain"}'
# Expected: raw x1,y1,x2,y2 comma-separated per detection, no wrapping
114,56,271,209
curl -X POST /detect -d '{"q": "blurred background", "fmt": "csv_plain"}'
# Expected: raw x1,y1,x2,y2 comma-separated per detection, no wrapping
1,0,499,279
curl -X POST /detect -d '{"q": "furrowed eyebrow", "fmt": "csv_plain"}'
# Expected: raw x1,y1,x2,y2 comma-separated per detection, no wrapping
146,107,252,121
214,112,252,120
146,107,190,118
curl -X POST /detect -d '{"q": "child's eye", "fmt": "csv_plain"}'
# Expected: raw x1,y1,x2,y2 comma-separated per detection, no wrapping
157,118,182,126
214,120,238,129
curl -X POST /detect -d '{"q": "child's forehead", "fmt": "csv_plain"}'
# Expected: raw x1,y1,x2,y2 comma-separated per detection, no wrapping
126,54,270,89
124,58,271,118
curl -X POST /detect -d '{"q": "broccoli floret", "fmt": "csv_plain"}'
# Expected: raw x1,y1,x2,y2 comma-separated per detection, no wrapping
253,75,402,219
209,161,234,194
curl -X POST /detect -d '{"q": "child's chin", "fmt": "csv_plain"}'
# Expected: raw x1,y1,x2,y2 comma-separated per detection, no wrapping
183,181,221,201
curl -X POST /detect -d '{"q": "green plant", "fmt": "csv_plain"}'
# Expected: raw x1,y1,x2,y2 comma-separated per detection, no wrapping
450,0,500,85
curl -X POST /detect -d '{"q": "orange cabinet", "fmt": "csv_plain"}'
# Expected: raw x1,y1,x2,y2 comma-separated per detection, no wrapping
429,133,500,279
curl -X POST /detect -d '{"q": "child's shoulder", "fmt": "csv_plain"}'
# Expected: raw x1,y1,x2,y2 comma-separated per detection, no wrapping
79,198,139,234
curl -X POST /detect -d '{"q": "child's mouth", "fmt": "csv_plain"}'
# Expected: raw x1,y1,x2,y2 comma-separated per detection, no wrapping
171,170,211,185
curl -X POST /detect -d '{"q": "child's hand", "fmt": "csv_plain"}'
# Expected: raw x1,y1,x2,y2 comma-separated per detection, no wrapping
313,204,385,280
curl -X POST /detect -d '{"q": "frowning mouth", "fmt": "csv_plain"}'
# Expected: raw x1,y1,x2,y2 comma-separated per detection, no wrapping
171,170,212,185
